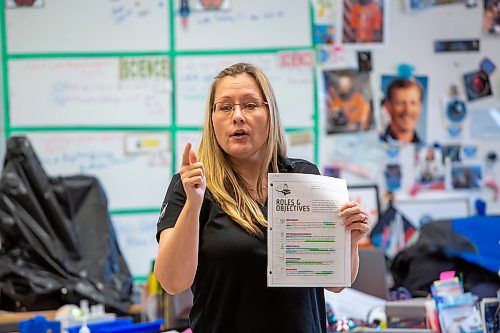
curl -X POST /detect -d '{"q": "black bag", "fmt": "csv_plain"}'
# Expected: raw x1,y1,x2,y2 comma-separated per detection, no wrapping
0,136,132,313
391,219,500,297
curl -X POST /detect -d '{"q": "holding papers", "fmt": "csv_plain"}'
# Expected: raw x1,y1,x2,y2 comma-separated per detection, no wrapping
267,173,351,287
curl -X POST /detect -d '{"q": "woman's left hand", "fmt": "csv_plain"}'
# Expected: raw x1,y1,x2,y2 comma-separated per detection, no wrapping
339,201,370,246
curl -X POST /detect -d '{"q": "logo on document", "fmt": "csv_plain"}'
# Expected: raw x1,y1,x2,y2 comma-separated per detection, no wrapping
275,183,291,196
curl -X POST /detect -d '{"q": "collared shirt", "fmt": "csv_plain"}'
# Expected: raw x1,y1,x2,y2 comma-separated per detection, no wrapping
156,157,326,333
381,125,421,144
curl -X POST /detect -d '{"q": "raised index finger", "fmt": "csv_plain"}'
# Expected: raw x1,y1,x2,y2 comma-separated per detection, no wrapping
182,142,193,166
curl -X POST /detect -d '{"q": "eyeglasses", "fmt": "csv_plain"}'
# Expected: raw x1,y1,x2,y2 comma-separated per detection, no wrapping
212,99,268,116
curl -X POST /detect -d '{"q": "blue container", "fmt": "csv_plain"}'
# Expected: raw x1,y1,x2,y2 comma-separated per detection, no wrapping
19,316,61,333
99,319,164,333
66,318,133,333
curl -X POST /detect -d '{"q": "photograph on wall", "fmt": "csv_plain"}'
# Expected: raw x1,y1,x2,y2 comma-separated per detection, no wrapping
410,145,445,195
433,39,480,53
323,69,374,134
342,0,385,45
463,70,493,101
484,152,499,201
483,0,500,35
312,0,338,44
384,163,402,191
441,85,467,139
314,24,335,44
323,132,385,181
442,144,462,163
379,75,428,145
357,51,372,71
451,164,483,189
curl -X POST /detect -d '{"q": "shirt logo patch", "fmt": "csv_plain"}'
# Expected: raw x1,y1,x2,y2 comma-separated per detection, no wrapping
158,202,168,222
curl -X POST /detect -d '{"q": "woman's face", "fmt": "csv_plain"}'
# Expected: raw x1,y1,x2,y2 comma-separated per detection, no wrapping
211,73,270,165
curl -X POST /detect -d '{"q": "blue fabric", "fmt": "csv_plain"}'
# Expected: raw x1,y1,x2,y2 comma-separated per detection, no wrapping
448,216,500,273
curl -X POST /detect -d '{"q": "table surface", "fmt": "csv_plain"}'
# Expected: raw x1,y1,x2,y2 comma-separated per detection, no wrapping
0,304,142,324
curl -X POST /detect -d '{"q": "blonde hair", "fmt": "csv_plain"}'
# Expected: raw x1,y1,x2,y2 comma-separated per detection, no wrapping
198,63,287,238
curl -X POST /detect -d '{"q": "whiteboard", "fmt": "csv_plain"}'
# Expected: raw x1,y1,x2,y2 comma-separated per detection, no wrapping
6,0,169,53
175,53,314,127
9,57,172,126
175,131,203,173
25,132,171,211
111,213,159,279
174,0,311,51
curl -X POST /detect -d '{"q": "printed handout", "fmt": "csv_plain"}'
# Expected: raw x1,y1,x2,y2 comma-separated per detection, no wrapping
267,173,351,287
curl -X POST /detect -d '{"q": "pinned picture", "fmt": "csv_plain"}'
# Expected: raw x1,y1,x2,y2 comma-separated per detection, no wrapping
357,51,372,71
442,84,467,139
384,163,402,191
380,75,428,144
445,98,467,123
433,39,480,53
451,165,482,189
314,24,335,44
441,144,462,163
484,151,499,201
410,145,445,195
462,145,478,159
463,70,493,101
342,0,386,45
480,57,496,75
323,69,374,134
483,0,500,35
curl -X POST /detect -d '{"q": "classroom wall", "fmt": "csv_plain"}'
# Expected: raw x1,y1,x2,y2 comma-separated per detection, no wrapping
1,0,498,280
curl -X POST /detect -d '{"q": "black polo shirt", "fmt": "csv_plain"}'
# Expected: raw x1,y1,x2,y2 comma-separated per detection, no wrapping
156,157,327,333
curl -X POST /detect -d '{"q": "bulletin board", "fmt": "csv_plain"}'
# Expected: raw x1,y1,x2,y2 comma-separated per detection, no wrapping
318,1,500,216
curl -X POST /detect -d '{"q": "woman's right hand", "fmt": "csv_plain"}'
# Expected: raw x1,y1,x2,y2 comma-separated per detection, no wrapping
180,142,206,206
